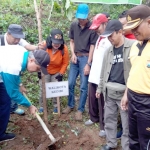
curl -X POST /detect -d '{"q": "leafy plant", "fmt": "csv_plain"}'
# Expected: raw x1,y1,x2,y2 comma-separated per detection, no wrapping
71,127,81,136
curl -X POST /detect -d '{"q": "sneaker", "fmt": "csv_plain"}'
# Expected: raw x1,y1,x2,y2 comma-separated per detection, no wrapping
13,108,25,115
39,107,44,113
101,144,113,150
0,133,15,143
117,130,123,139
85,119,94,126
75,111,82,121
99,130,106,137
53,107,58,114
38,107,44,115
62,106,73,114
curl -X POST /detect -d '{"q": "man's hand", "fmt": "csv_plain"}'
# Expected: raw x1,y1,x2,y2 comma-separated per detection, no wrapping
38,41,47,50
55,74,63,81
28,105,38,117
20,85,27,93
84,64,90,75
95,92,100,98
71,54,77,64
121,90,128,110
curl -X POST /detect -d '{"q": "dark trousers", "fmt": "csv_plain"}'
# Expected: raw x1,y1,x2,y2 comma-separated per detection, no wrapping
10,100,18,112
128,89,150,150
0,82,11,138
88,82,105,130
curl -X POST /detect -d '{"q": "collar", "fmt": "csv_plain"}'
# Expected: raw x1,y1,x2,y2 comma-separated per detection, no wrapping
78,20,91,28
21,51,29,71
109,37,132,53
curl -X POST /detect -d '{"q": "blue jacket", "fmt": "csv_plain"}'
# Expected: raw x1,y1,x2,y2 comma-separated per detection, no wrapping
0,45,31,107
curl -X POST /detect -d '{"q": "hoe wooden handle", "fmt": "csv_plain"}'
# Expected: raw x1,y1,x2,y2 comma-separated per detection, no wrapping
23,92,56,143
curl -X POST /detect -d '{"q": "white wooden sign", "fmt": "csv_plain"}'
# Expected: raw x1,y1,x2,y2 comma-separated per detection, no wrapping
45,81,69,98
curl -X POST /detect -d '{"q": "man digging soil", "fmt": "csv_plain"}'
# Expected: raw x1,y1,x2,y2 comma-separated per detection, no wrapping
0,45,50,143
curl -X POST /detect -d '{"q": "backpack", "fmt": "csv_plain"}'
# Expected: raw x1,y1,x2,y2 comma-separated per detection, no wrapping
0,35,5,46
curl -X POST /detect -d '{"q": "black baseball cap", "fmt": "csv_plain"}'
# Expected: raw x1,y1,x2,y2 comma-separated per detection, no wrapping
101,19,123,37
102,12,111,20
31,50,50,75
118,10,128,18
50,29,64,44
124,5,150,30
8,24,25,39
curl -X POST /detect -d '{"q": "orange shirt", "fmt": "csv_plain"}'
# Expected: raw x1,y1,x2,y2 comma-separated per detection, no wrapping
46,44,69,75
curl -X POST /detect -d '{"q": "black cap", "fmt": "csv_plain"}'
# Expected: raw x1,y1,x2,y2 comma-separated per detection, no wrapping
50,29,64,44
33,50,50,75
118,10,128,18
101,19,123,37
8,24,25,39
102,12,111,20
124,5,150,30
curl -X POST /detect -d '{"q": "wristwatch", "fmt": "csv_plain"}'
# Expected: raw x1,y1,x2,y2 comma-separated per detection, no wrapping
87,62,92,67
19,83,23,87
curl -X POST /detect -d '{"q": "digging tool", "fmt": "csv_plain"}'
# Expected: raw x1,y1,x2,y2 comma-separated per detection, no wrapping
23,93,60,147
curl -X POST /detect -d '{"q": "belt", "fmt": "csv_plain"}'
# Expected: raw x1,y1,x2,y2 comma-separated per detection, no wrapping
75,52,89,56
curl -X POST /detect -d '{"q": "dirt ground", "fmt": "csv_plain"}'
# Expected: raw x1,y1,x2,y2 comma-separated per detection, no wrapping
0,110,121,150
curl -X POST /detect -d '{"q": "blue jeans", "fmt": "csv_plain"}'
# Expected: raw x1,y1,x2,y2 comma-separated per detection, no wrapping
0,82,11,138
10,100,18,112
68,56,89,112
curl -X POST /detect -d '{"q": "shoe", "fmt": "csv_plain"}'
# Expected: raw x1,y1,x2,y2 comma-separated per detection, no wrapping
85,119,94,126
62,106,73,114
101,144,112,150
53,107,58,114
99,130,106,137
0,133,15,143
13,108,25,115
75,111,82,121
38,107,44,115
39,107,43,113
116,129,123,139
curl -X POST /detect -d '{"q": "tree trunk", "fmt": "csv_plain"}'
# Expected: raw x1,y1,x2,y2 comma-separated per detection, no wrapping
34,0,48,125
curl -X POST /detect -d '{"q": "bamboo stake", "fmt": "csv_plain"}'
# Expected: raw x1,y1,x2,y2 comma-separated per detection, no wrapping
33,0,48,125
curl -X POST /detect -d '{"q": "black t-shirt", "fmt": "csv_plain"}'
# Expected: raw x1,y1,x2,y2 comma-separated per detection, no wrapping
108,45,125,85
69,20,98,53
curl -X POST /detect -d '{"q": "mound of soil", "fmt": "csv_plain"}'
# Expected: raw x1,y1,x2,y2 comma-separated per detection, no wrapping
1,112,121,150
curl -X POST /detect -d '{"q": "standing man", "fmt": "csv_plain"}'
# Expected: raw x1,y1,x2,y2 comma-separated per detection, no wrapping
121,5,150,150
0,24,40,115
0,45,50,142
62,4,98,121
84,14,111,138
96,20,135,150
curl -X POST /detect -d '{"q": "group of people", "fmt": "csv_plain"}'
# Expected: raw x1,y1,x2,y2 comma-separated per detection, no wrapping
0,3,150,150
62,3,150,150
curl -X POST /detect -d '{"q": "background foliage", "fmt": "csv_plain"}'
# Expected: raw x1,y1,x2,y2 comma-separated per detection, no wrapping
0,0,146,107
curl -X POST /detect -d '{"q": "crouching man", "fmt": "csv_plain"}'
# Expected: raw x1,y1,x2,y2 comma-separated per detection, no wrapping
96,20,135,150
0,45,50,142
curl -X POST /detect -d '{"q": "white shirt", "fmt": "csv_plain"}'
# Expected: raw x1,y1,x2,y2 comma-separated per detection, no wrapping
88,37,112,85
0,33,29,82
4,33,29,47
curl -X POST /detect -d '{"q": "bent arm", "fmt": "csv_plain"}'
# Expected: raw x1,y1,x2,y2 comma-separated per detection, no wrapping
1,72,31,107
96,50,107,94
